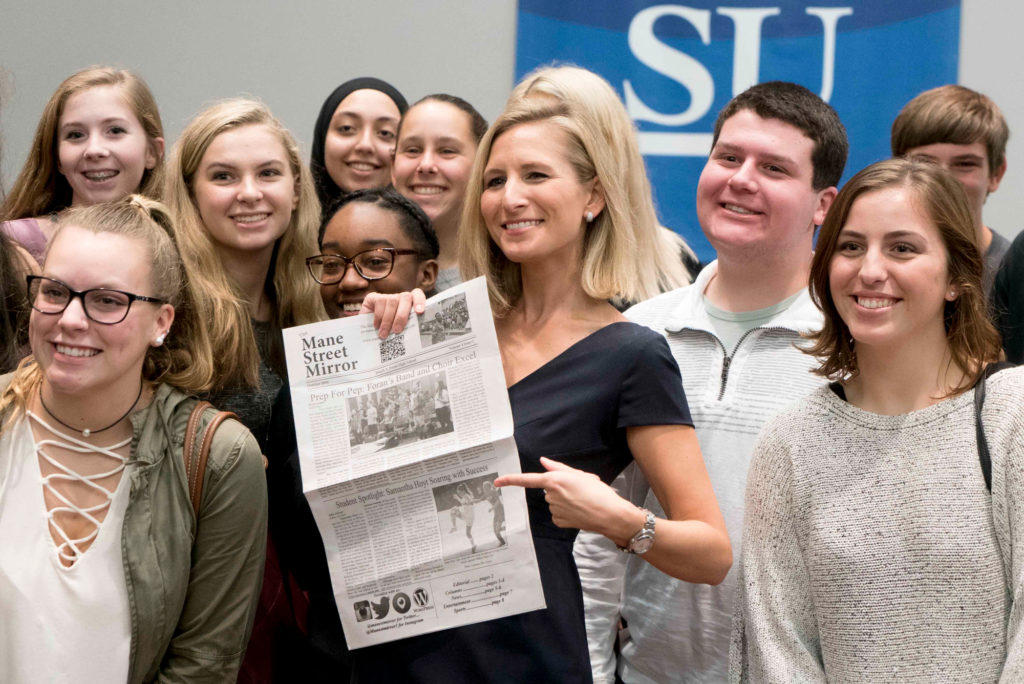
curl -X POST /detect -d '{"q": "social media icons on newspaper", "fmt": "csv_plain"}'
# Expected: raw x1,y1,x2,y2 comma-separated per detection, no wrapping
393,592,411,614
354,588,431,622
354,601,373,622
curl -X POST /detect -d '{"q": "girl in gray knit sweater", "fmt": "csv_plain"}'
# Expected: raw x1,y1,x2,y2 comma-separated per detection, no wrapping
732,158,1023,683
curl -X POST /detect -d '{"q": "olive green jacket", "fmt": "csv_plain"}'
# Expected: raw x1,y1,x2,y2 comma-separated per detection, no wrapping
0,376,268,683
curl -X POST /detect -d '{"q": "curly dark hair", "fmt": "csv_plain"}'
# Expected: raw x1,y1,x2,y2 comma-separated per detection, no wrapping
320,186,439,259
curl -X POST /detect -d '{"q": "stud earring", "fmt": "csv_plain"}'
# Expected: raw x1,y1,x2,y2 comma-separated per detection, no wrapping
154,333,166,346
585,211,594,223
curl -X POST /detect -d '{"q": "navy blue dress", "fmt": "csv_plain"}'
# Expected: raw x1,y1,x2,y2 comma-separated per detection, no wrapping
351,322,692,683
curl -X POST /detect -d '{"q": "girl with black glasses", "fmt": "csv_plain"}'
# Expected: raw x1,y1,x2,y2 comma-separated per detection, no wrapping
0,196,265,683
267,186,439,681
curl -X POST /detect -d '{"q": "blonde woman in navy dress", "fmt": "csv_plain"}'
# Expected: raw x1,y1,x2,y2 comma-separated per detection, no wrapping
359,94,731,683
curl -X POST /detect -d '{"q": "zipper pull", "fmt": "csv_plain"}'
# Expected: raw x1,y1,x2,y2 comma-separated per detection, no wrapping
717,355,733,401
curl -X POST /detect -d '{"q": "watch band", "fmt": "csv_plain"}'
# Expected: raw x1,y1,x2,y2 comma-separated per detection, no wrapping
617,508,656,554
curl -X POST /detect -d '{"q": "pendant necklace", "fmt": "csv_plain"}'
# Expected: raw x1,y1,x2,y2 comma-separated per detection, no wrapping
39,383,144,437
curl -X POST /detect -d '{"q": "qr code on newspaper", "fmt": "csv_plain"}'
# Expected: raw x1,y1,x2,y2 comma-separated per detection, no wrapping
379,334,407,363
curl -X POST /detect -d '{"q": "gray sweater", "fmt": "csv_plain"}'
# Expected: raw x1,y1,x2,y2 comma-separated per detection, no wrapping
732,366,1024,683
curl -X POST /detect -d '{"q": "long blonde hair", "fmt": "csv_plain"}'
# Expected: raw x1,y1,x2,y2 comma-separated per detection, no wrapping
508,65,694,296
0,196,216,424
459,96,669,314
1,67,165,221
166,98,324,385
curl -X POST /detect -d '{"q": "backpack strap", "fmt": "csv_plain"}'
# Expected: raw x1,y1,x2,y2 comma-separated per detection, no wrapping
183,401,238,517
975,361,1014,491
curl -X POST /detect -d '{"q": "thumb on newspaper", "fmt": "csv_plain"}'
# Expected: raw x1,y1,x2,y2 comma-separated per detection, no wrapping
361,289,427,339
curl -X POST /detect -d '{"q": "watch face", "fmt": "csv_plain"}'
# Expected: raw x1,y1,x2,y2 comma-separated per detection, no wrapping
631,532,655,554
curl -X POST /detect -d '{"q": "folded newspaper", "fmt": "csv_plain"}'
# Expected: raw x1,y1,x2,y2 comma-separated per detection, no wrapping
283,277,545,648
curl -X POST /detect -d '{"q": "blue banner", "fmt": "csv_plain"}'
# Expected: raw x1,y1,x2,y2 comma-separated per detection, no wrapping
516,1,961,262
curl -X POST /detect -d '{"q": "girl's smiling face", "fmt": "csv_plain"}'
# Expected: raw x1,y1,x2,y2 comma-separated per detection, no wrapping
392,100,478,229
57,85,161,207
829,186,954,352
193,124,298,261
317,201,436,318
31,225,173,400
323,89,401,193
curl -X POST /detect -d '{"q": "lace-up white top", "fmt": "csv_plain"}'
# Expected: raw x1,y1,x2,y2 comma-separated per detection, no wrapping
0,413,134,683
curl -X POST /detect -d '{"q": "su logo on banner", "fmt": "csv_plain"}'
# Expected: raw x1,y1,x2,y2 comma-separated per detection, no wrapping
625,5,853,157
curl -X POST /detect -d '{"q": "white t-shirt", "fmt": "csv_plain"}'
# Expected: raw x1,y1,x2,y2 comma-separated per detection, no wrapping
0,416,133,683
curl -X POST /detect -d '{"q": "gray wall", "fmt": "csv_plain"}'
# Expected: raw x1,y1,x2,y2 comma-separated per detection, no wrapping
960,0,1022,237
1,0,1019,235
0,0,518,187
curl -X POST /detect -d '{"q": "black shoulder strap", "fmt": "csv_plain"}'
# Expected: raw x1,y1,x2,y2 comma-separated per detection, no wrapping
975,361,1014,491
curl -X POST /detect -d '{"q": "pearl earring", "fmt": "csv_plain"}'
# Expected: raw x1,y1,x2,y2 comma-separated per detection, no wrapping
585,211,594,223
154,333,166,346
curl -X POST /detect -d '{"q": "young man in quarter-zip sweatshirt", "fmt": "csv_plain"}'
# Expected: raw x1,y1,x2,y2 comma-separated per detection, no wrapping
575,82,849,684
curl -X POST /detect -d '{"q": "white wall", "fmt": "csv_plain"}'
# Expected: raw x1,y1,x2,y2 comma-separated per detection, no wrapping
1,0,1019,235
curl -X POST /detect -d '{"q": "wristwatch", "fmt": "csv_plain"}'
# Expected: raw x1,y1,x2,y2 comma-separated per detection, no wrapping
618,508,656,555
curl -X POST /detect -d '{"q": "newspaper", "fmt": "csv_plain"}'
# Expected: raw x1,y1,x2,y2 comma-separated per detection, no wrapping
283,278,545,648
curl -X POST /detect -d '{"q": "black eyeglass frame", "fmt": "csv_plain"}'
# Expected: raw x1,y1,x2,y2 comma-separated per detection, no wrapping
305,248,421,284
26,275,166,325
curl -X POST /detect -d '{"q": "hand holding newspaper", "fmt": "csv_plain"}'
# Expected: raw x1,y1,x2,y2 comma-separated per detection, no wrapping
283,277,545,648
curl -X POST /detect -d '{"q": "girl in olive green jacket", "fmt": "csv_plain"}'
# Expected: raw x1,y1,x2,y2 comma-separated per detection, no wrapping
0,196,266,683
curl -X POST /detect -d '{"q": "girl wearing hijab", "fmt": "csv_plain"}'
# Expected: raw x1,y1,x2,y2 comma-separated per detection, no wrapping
310,78,408,215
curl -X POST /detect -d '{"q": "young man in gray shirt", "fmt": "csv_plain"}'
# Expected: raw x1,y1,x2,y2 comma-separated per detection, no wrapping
576,81,848,683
